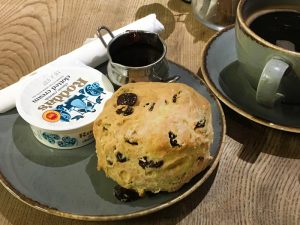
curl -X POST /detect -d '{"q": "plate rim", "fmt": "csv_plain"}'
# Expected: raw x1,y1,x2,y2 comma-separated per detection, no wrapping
0,61,226,221
201,25,300,133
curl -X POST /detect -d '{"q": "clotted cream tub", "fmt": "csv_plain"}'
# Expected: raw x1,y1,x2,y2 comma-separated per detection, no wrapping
16,66,114,149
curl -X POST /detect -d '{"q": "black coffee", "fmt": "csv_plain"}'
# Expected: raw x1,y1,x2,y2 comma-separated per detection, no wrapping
111,43,163,67
249,11,300,52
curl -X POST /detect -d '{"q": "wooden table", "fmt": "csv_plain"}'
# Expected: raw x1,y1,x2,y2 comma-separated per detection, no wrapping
0,0,299,224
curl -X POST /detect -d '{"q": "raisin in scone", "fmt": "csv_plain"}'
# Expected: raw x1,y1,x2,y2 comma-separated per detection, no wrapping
93,82,213,196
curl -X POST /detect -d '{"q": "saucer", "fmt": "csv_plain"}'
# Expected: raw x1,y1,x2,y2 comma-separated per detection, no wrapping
202,25,300,133
0,61,225,221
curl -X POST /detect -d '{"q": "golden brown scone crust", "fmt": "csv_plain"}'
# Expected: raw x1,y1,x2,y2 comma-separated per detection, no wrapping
93,82,213,196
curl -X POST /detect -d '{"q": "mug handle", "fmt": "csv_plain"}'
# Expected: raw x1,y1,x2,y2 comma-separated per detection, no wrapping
256,58,289,107
96,26,114,48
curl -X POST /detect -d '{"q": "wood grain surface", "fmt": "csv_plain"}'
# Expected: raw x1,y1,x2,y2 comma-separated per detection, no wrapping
0,0,299,225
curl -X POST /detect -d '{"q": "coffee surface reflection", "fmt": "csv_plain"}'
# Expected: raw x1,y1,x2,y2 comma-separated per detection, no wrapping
248,10,300,52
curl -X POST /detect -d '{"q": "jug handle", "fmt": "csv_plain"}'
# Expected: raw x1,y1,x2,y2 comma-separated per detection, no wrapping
97,26,115,48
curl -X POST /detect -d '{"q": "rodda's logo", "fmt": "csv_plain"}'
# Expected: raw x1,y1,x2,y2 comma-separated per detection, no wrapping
38,78,88,111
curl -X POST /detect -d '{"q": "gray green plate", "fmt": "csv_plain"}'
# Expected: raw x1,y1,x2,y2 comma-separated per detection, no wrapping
0,61,225,221
202,26,300,133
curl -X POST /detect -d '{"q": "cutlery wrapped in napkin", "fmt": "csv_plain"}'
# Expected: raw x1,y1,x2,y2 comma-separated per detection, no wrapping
0,14,164,113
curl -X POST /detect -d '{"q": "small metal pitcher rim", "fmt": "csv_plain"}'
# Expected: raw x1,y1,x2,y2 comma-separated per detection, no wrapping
97,27,167,70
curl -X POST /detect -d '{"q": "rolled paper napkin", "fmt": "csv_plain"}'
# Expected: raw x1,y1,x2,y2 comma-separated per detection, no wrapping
0,14,164,113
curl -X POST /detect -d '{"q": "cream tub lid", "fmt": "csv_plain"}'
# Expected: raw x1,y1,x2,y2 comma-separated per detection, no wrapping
16,66,114,131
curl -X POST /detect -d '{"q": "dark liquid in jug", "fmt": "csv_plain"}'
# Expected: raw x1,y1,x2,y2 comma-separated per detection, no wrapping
111,43,163,67
249,10,300,52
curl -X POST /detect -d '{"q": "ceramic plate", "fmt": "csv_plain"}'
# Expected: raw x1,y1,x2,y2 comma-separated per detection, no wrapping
0,61,225,221
202,25,300,133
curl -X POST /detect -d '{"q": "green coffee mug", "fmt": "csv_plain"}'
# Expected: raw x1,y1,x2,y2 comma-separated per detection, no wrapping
235,0,300,107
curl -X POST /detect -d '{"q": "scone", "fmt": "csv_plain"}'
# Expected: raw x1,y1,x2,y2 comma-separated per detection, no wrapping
93,82,213,196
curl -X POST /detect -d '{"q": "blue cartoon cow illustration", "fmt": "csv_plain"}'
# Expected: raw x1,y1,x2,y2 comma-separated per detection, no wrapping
54,82,105,122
